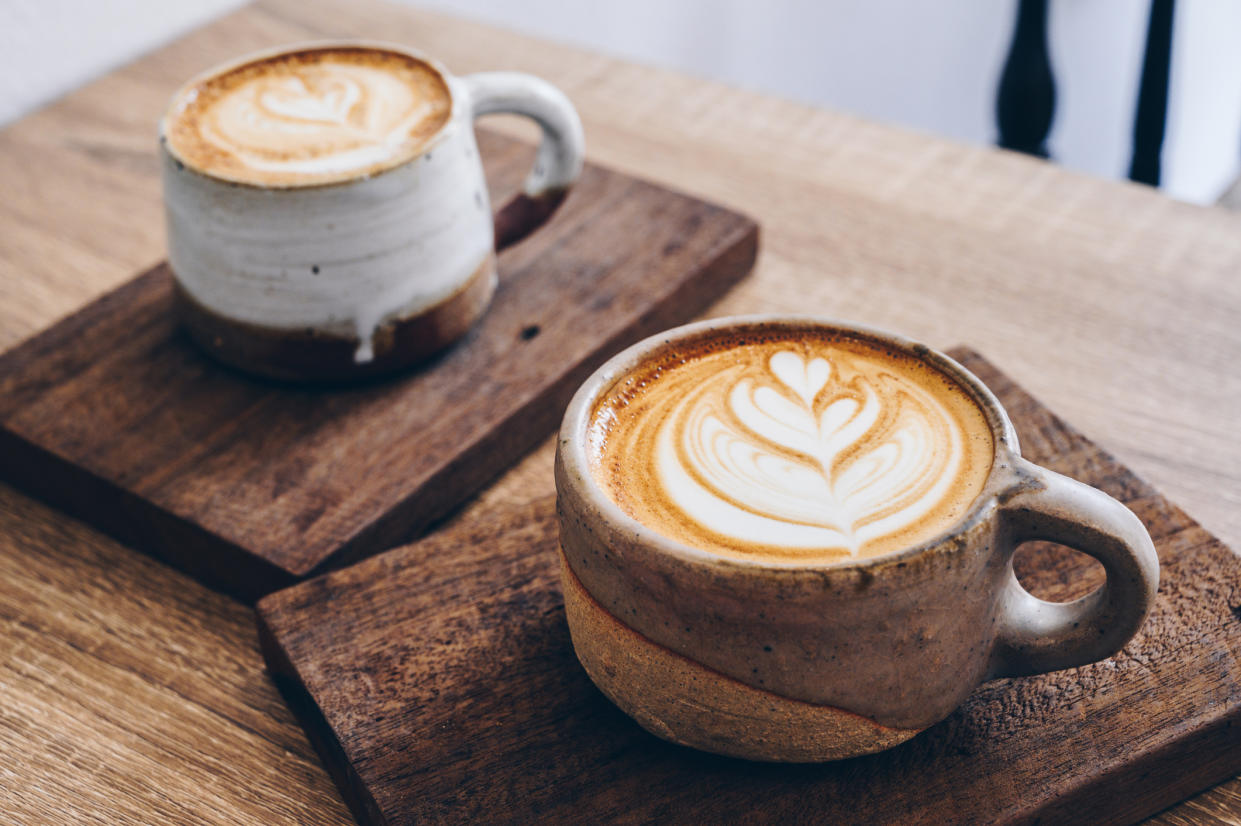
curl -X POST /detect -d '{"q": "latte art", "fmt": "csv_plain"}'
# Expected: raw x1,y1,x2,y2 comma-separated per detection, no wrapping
164,47,452,186
590,334,994,562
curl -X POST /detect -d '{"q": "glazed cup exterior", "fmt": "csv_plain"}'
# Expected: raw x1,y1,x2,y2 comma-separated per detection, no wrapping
160,40,583,381
555,316,1159,758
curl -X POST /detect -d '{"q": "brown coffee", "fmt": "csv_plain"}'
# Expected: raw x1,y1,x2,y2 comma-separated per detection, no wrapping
163,45,452,187
588,327,994,562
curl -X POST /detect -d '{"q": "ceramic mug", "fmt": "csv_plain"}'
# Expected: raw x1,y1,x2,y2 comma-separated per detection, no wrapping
160,41,585,381
554,316,1159,762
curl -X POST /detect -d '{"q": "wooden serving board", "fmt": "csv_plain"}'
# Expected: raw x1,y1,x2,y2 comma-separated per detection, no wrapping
257,349,1241,826
0,130,757,602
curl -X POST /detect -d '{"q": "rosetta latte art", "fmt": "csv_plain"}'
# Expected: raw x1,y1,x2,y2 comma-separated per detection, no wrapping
591,337,994,562
661,350,962,554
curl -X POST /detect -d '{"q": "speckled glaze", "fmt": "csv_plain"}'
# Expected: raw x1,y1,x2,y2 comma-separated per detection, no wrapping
160,41,584,381
555,316,1159,762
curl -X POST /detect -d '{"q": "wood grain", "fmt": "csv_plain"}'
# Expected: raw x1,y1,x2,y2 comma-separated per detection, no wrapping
2,0,1240,821
0,482,351,825
256,349,1241,826
0,131,756,601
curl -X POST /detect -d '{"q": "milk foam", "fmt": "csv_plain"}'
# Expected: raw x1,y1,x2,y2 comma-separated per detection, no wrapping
590,336,994,562
164,48,452,186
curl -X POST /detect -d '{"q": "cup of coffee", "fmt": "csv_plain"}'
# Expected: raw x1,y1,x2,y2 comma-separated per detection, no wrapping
555,316,1158,762
160,41,584,381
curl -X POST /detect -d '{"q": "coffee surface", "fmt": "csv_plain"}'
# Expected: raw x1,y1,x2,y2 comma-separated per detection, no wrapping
589,329,995,562
164,46,452,186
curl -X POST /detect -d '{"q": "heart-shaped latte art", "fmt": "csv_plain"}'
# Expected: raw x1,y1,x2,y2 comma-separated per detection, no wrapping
258,76,360,125
591,339,994,561
166,49,452,185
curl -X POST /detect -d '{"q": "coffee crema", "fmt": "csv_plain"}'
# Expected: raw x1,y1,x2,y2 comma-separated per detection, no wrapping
588,330,995,562
163,46,452,186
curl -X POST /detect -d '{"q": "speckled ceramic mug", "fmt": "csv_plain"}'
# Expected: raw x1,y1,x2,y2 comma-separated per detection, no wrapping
555,316,1159,762
160,41,584,381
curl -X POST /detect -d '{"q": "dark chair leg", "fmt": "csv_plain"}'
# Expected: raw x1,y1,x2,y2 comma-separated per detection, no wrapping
996,0,1056,159
1129,0,1176,186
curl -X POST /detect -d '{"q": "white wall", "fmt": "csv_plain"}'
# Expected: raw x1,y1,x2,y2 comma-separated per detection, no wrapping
2,0,1239,204
0,0,247,126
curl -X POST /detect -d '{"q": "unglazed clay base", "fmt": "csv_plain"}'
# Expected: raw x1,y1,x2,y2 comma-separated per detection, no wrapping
174,254,496,382
559,549,922,762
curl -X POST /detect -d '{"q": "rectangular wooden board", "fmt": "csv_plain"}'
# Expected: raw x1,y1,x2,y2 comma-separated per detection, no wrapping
257,349,1241,826
0,130,757,602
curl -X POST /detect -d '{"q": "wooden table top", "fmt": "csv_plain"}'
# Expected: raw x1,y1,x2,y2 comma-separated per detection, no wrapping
2,1,1238,823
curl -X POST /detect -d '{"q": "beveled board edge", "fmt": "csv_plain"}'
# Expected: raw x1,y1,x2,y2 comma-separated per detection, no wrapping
0,266,297,601
259,612,387,824
256,498,556,826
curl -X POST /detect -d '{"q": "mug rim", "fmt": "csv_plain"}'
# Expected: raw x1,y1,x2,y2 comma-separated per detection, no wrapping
557,314,1024,574
158,39,460,191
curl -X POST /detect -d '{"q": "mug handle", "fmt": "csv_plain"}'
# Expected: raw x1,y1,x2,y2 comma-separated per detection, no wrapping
989,457,1160,678
463,72,586,251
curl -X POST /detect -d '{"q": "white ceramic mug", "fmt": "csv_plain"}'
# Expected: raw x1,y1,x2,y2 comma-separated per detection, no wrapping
160,41,585,381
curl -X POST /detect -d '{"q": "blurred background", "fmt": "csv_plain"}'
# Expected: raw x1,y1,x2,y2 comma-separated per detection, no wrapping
3,0,1239,204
